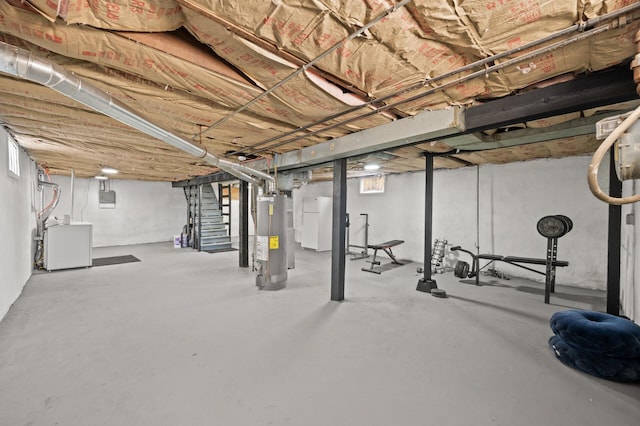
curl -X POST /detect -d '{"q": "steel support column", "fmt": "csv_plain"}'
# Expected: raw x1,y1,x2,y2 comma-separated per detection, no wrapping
331,158,347,301
417,154,438,293
607,148,622,315
239,180,249,268
197,184,202,251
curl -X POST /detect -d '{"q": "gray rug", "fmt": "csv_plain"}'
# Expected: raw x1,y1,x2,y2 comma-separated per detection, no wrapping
92,255,140,267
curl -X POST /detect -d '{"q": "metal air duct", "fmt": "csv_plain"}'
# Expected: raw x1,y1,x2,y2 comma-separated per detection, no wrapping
0,41,273,185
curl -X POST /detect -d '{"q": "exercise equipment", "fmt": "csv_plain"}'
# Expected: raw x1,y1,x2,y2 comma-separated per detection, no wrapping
451,246,569,302
430,238,447,273
346,213,370,260
537,215,573,238
548,310,640,382
431,288,448,298
452,214,572,303
362,239,405,274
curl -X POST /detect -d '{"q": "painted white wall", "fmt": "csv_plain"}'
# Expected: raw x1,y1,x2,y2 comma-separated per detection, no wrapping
50,176,185,247
472,156,609,289
0,128,36,321
293,155,610,290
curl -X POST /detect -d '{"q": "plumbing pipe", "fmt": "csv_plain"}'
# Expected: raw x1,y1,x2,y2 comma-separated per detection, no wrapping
252,23,613,155
588,26,640,205
36,180,61,237
587,104,640,205
70,169,75,221
0,41,273,185
201,0,413,135
232,3,640,156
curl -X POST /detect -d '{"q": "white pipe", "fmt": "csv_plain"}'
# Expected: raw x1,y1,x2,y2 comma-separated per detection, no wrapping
0,41,273,185
70,169,75,221
36,180,61,238
588,104,640,205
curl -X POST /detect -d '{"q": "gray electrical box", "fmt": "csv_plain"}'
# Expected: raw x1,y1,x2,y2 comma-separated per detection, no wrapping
99,190,116,208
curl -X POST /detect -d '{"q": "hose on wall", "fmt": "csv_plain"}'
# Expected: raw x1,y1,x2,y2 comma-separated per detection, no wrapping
587,104,640,205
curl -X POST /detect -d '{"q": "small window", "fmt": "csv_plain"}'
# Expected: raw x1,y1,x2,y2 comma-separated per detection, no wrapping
7,134,20,178
359,175,385,194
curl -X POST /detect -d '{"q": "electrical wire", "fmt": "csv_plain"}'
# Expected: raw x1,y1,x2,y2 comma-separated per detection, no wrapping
587,104,640,205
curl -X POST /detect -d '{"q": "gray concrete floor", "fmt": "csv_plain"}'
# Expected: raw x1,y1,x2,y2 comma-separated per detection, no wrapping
0,242,639,426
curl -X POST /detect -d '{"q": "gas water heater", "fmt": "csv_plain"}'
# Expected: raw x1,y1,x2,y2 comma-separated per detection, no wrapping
255,193,288,290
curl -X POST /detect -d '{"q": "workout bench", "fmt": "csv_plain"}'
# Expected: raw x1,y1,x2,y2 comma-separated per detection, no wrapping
362,239,405,274
450,246,569,304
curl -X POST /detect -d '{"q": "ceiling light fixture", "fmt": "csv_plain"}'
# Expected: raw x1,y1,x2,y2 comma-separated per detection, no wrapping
101,166,118,174
95,174,108,180
364,164,380,171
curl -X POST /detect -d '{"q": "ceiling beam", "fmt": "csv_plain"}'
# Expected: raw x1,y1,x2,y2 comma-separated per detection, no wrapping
465,65,638,133
195,66,637,176
248,107,464,172
448,112,624,150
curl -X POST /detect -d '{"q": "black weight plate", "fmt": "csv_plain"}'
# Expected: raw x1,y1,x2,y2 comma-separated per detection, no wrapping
454,261,469,278
555,215,573,233
461,262,469,278
431,288,447,298
537,215,567,238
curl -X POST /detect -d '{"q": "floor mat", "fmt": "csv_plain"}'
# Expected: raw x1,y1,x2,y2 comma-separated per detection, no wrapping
362,259,411,274
92,255,140,267
203,247,238,254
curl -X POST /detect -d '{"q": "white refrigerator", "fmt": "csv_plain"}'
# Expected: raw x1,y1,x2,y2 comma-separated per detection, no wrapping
301,196,332,251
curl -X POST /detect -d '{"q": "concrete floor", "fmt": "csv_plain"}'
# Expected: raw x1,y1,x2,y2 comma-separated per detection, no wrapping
0,242,639,426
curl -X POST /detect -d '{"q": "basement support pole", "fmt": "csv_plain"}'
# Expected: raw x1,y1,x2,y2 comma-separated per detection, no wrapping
239,180,249,268
331,158,347,301
607,148,621,315
417,154,438,293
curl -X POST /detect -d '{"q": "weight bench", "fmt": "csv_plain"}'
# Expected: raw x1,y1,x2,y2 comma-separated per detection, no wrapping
450,246,569,303
362,239,405,274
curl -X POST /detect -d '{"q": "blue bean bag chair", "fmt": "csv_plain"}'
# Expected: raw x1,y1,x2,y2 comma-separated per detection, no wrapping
549,335,640,382
550,310,640,358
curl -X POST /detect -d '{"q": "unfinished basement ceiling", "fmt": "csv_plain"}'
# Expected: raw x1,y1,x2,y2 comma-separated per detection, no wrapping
1,0,640,181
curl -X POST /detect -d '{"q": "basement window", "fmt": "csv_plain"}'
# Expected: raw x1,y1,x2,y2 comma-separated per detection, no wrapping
7,134,20,178
359,175,385,194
